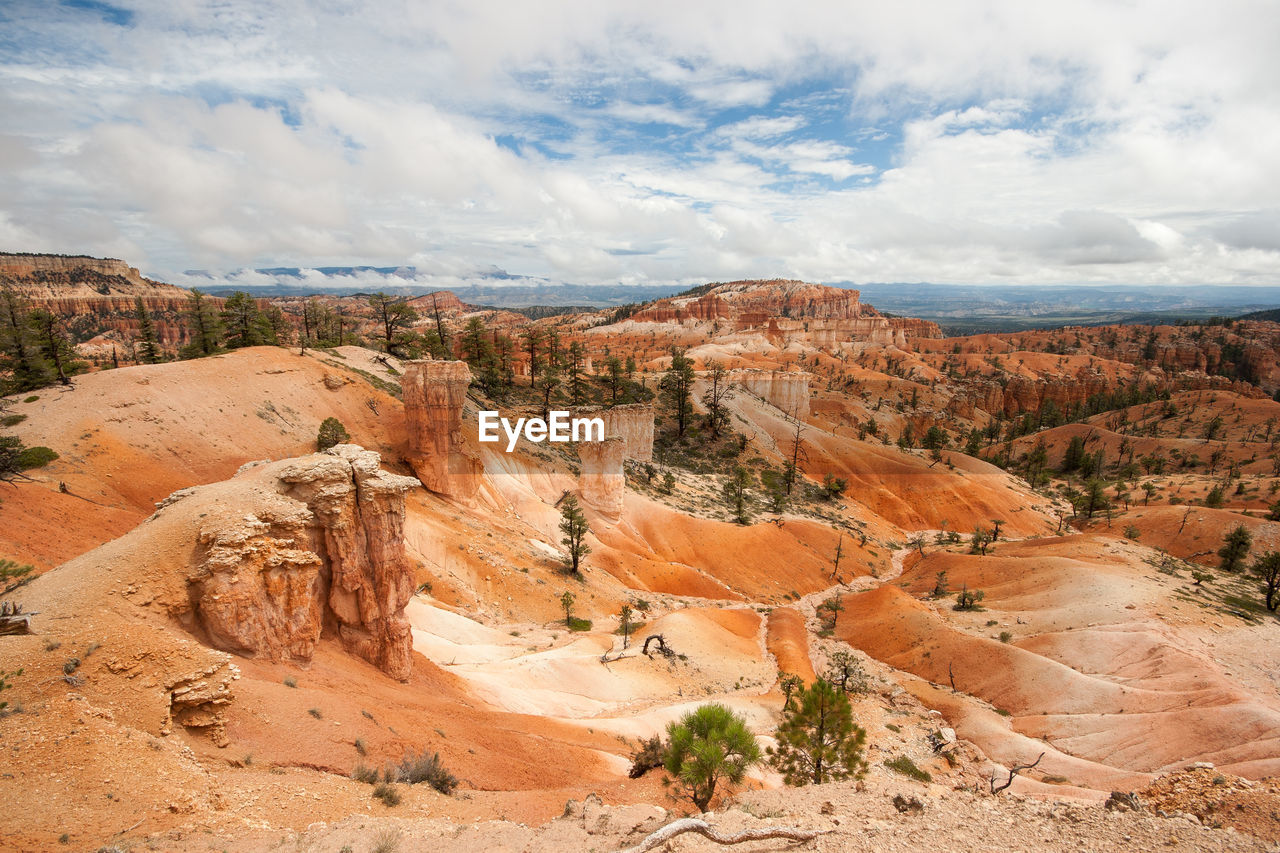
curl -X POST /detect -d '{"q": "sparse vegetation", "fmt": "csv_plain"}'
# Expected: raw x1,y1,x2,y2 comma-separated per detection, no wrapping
394,749,458,794
317,416,351,451
372,781,402,806
884,754,932,783
954,585,986,611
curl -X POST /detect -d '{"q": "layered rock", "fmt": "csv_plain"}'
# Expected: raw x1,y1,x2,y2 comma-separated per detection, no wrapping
574,404,655,461
402,359,483,499
625,279,940,350
187,445,420,681
0,252,200,350
577,436,626,520
730,369,812,419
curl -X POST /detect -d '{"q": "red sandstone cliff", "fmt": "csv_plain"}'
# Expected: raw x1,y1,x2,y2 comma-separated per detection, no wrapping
626,280,941,346
0,253,199,350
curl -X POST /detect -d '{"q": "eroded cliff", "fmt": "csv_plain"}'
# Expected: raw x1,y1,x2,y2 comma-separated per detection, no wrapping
402,359,483,500
187,446,420,681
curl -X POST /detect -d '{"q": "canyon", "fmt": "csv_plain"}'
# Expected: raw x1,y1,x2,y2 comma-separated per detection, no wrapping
1,266,1279,850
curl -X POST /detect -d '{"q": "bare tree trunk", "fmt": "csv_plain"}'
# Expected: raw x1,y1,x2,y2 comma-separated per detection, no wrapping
615,818,830,853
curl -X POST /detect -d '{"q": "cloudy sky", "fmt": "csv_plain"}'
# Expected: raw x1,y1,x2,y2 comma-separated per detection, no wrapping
2,0,1278,290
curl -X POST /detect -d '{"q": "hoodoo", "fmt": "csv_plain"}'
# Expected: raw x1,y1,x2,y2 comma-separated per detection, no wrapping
730,369,812,420
188,446,421,681
402,359,483,499
573,403,655,461
576,436,626,520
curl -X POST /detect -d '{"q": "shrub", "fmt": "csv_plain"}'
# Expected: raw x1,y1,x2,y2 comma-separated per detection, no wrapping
317,417,351,451
351,763,379,784
0,559,34,594
283,676,297,688
372,781,401,806
395,750,458,794
371,828,402,853
0,414,25,427
884,754,932,783
308,707,322,719
1123,525,1140,540
567,616,592,632
999,631,1013,643
954,586,985,611
16,446,58,469
628,734,666,778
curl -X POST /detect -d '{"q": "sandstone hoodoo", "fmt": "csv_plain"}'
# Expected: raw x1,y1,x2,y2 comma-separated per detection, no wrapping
574,403,655,461
188,446,420,681
576,435,626,519
402,359,483,499
730,369,812,419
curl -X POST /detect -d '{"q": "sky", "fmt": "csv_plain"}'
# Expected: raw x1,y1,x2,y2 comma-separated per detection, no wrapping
1,0,1278,292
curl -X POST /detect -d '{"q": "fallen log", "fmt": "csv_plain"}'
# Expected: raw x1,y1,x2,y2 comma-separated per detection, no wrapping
615,818,830,853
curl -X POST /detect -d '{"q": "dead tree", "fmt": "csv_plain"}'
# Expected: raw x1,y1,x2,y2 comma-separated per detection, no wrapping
615,818,830,853
990,752,1045,794
0,601,32,636
641,634,676,658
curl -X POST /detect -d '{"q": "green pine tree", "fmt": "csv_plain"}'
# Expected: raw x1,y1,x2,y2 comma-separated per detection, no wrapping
767,678,868,786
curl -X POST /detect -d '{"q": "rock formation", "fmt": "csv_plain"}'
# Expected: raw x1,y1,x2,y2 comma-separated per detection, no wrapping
626,280,941,349
577,436,626,520
0,252,202,350
574,404,655,461
730,369,812,419
187,445,420,681
402,359,483,499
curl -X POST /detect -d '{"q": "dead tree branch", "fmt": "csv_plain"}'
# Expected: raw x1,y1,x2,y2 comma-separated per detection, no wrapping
615,818,830,853
990,752,1045,794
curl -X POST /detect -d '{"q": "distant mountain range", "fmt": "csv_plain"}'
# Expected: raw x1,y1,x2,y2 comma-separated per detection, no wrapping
850,283,1280,333
183,265,1280,330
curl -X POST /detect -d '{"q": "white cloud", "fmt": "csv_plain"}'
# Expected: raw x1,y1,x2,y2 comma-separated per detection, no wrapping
0,0,1277,288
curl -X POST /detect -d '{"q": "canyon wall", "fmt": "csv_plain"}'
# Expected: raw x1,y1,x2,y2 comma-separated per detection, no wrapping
625,280,941,350
573,404,655,461
730,369,812,419
402,359,483,500
0,253,201,350
187,445,420,681
577,436,625,520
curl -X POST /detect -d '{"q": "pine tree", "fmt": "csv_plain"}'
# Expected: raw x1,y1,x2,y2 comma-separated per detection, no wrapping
701,359,733,440
220,291,269,349
664,704,761,812
134,296,162,364
567,341,589,405
605,356,624,405
182,288,223,358
27,308,80,385
722,466,753,524
1218,524,1252,572
659,348,695,436
0,287,52,392
1251,551,1280,611
368,292,419,357
559,494,591,574
767,679,868,786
